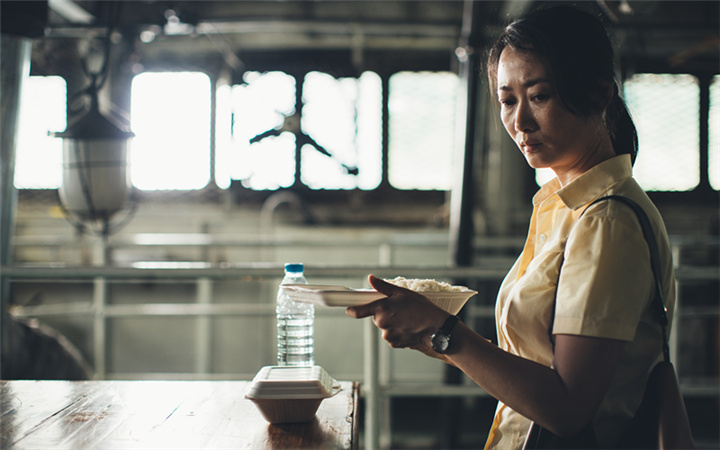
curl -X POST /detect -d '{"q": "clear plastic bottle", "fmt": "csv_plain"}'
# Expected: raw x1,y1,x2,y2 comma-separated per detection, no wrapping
276,263,315,366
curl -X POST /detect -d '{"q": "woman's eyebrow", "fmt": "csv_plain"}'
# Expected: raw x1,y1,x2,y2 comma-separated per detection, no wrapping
498,77,551,93
524,77,551,87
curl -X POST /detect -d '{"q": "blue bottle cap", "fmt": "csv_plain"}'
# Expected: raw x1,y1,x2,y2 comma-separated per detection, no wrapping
284,263,304,273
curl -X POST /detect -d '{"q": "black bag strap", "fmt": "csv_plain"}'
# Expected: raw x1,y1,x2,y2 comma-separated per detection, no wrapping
582,195,670,363
528,195,674,449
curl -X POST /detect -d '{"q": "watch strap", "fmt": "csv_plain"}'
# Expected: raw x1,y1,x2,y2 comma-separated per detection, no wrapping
438,314,459,334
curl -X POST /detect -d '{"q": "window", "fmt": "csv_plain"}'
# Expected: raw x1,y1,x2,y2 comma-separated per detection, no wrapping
15,71,715,195
217,71,382,191
709,75,720,190
388,71,459,190
535,73,716,191
535,168,554,187
14,76,66,189
624,74,700,191
219,70,459,191
17,71,459,193
300,71,382,190
216,71,296,190
130,72,211,190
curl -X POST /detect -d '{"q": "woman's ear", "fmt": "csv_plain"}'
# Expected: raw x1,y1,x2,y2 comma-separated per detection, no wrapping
592,79,615,113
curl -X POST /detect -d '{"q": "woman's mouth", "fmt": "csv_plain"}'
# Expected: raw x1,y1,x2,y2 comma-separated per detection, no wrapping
520,140,542,153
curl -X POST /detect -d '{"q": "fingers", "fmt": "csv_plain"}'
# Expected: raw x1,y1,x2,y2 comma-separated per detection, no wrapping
346,298,384,319
382,329,413,349
345,274,437,350
347,274,426,321
346,275,397,319
368,274,403,296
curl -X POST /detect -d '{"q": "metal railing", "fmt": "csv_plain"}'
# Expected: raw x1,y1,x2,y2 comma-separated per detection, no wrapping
4,235,719,449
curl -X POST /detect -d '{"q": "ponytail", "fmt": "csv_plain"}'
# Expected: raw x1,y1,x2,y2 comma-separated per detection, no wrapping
606,83,638,165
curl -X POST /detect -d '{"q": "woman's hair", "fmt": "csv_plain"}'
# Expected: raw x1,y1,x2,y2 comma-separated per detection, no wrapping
487,6,638,164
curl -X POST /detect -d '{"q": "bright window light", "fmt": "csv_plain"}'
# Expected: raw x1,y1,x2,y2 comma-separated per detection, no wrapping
389,71,459,190
14,76,66,189
216,71,296,190
215,83,233,190
535,168,554,186
131,72,211,190
217,71,382,191
301,71,382,190
624,74,700,191
709,75,719,191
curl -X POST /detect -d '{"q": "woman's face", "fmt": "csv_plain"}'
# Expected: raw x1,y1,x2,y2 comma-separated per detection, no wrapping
496,46,608,183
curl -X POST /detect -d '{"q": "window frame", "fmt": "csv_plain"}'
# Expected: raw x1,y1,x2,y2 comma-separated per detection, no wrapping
19,62,716,206
220,67,452,206
619,63,719,203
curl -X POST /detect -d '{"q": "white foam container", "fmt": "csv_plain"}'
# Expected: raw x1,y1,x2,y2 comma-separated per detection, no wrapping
421,291,477,315
245,365,341,423
281,284,477,314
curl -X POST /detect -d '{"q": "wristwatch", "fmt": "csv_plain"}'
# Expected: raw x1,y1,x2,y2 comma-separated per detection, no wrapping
430,314,460,354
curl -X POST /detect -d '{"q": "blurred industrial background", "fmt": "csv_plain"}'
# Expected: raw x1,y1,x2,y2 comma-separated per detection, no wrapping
1,1,718,448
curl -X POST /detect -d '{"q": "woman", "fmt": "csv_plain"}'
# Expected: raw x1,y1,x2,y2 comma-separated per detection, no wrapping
346,6,676,449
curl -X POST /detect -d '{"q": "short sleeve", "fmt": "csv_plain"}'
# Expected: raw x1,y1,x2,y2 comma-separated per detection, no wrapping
552,202,655,341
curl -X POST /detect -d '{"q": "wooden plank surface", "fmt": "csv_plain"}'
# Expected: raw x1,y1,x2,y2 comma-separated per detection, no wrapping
1,380,357,449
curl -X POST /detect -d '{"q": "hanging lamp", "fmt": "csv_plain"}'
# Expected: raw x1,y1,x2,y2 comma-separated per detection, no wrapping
54,77,134,225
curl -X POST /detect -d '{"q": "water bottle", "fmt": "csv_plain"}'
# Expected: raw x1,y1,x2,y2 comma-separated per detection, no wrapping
276,263,315,366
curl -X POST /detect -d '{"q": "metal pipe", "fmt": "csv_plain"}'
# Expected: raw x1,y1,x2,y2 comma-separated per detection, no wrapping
0,264,511,280
0,36,28,268
11,302,278,318
196,277,213,374
363,318,380,450
4,264,714,285
0,33,32,378
14,232,526,248
47,20,459,39
93,276,107,379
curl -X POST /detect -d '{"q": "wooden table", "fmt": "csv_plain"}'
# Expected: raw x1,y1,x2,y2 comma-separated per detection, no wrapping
1,380,358,449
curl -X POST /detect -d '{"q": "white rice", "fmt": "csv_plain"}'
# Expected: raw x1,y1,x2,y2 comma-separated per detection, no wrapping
384,276,468,292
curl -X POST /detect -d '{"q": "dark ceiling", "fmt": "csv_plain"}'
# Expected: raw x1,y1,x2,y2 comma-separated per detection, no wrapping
25,0,718,79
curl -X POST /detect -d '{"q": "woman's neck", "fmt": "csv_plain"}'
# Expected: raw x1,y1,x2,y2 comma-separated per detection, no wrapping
554,127,616,187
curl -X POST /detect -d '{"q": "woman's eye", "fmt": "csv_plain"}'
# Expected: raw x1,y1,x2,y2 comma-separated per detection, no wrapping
499,98,515,106
531,93,550,102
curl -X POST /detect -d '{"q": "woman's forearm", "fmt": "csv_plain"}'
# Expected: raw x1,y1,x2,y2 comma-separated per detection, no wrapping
346,275,625,436
444,322,624,436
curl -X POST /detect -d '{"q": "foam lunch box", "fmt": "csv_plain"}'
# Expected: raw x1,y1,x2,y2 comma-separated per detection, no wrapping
245,365,341,423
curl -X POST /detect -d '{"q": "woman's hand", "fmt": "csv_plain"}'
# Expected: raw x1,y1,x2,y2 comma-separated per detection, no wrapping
345,275,450,351
346,277,625,435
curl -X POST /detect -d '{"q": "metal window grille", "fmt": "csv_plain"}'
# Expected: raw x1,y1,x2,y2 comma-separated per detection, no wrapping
300,71,382,190
221,70,383,191
14,76,66,190
130,72,212,191
16,71,460,193
219,71,296,190
709,75,719,191
388,71,459,190
624,74,700,191
226,70,463,191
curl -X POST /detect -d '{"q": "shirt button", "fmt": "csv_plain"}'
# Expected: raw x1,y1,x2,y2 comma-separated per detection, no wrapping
538,234,546,242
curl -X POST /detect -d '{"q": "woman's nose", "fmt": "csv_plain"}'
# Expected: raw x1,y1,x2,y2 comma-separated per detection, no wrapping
514,101,537,133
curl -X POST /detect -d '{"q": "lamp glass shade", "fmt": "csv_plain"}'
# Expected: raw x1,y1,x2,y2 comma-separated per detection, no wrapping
59,138,131,220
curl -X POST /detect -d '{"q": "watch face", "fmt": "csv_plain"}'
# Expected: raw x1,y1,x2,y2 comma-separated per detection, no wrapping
431,332,450,353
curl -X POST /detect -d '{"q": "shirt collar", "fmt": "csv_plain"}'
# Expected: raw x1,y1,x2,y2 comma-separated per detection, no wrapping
532,154,633,210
